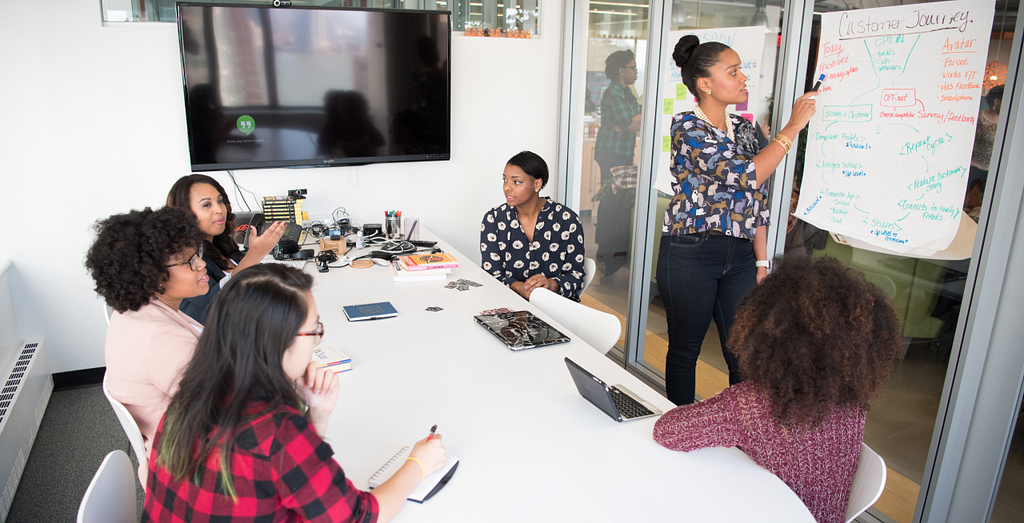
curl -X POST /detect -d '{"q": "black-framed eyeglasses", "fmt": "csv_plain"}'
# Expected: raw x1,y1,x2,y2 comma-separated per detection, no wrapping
623,65,638,71
165,247,203,272
296,321,325,345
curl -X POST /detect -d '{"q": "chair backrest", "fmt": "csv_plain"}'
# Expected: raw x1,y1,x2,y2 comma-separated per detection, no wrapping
102,373,148,473
77,450,137,523
103,301,114,326
581,257,596,295
845,443,887,523
529,288,620,354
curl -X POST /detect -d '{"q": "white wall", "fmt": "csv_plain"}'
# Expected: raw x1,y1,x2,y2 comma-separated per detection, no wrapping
0,0,565,373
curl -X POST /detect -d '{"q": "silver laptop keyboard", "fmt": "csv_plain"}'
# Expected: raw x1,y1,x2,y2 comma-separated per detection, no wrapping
610,387,654,419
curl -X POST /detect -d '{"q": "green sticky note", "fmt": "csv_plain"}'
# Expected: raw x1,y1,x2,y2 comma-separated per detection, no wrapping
663,98,674,115
662,135,671,152
676,83,688,99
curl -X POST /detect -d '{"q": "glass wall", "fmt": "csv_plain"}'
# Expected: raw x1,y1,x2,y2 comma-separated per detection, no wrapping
100,0,541,34
565,0,1022,521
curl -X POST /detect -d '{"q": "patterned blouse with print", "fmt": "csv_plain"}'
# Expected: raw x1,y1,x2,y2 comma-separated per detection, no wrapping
662,112,771,240
480,199,586,301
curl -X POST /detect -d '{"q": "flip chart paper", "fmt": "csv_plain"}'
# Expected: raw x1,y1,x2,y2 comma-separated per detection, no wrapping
796,0,994,253
656,26,766,195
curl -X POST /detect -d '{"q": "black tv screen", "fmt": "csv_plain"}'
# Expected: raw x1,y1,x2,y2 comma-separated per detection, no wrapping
177,3,450,171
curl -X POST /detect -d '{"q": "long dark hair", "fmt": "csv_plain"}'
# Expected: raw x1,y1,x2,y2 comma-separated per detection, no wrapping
729,256,901,428
157,264,314,497
166,174,242,271
673,35,730,103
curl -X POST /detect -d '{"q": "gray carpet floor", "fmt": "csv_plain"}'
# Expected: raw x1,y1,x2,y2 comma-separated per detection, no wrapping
7,384,144,522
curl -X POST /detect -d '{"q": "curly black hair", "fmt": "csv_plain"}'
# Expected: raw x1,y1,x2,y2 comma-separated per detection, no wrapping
728,255,902,429
85,207,206,313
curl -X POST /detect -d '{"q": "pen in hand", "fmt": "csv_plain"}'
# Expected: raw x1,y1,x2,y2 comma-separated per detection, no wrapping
427,424,437,441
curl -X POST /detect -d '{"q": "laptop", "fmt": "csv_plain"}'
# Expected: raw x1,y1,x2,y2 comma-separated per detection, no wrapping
564,357,663,422
473,311,570,351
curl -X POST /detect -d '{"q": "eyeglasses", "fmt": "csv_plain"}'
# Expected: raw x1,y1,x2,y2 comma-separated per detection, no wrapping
623,66,638,71
296,321,325,345
165,247,203,272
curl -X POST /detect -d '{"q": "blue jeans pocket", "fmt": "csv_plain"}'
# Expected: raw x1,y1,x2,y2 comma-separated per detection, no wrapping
670,233,705,248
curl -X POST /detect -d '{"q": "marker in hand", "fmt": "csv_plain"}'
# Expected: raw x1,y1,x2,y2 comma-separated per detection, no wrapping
812,73,825,92
427,424,437,441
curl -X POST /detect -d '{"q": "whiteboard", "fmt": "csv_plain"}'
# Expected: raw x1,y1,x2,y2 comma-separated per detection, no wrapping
796,0,995,255
655,26,767,195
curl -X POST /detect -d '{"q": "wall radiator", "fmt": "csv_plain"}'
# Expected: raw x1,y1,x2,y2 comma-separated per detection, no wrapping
0,339,51,522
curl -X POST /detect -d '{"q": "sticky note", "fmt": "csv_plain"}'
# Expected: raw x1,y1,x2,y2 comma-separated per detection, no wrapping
664,98,674,115
662,135,671,152
676,84,687,99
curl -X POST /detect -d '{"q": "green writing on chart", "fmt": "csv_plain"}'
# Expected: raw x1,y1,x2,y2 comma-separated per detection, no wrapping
822,105,873,123
237,115,255,135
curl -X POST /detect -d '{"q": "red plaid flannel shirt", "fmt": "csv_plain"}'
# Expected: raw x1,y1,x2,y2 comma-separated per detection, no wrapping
143,402,379,523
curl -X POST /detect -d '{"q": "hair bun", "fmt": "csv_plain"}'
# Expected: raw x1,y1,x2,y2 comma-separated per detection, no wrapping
673,35,700,68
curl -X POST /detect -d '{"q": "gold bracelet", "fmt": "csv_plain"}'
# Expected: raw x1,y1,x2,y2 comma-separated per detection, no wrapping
406,457,426,479
772,136,792,154
774,134,793,148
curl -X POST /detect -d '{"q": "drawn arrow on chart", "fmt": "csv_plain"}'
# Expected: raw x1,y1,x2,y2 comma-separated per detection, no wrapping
896,36,921,81
825,121,839,132
897,212,911,222
854,203,869,215
876,123,919,134
851,87,879,105
921,155,929,172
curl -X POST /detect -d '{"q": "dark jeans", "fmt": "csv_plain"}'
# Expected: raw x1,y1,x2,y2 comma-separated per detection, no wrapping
594,149,634,274
656,233,756,405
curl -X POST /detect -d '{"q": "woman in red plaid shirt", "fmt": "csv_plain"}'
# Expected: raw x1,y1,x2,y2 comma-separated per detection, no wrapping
143,264,446,523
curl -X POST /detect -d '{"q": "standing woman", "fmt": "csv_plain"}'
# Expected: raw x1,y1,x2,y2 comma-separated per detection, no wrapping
593,49,641,276
145,264,447,522
166,174,286,323
481,151,587,301
657,35,817,405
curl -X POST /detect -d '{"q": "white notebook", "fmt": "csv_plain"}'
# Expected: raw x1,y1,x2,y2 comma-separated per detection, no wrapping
367,446,459,503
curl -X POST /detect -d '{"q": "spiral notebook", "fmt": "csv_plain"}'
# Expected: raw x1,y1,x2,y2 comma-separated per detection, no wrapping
368,446,460,503
343,301,398,321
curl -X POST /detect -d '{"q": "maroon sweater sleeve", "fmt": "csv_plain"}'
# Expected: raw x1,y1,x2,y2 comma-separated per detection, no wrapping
653,385,749,452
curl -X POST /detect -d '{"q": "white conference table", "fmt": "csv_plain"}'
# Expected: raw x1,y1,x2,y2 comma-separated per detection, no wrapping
308,232,815,522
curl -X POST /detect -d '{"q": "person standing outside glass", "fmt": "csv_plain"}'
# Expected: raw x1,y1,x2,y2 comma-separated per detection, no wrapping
657,35,817,405
594,49,641,277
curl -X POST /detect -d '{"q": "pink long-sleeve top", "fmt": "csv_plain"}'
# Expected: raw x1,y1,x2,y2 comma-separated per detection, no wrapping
105,298,202,483
653,381,864,523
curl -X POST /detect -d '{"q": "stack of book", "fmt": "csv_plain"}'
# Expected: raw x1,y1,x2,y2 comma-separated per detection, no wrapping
391,252,459,282
263,196,303,225
310,346,352,372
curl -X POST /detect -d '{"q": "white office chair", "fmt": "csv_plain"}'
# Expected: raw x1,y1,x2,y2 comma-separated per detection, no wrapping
102,301,114,326
845,443,887,523
77,450,136,523
102,373,148,486
529,288,620,354
581,257,596,295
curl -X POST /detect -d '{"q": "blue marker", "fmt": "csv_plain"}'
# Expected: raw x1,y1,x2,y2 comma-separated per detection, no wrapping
812,73,825,92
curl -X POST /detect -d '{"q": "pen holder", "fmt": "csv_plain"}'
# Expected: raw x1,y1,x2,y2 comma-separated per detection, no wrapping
386,215,402,239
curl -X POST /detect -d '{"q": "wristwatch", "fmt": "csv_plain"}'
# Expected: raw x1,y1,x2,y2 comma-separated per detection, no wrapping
755,260,771,269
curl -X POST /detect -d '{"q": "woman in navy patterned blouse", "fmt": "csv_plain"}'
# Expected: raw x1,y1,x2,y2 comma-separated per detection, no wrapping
481,151,587,301
657,35,818,405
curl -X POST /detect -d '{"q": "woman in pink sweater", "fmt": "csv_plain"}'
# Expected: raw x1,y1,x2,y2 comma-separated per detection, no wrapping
653,256,901,523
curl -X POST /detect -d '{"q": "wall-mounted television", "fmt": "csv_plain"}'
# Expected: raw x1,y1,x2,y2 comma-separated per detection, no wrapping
177,3,451,171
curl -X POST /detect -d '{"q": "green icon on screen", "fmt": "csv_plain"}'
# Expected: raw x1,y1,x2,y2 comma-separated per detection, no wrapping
237,115,255,135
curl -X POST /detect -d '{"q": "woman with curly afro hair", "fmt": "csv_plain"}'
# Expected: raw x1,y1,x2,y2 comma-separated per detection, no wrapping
85,206,209,485
653,256,901,523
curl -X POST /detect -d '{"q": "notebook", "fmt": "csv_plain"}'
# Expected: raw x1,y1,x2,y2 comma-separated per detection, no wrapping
564,357,663,422
343,301,398,321
473,310,570,351
368,446,459,503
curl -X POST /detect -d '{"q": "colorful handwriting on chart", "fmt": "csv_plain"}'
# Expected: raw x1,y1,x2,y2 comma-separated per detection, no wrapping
795,0,993,254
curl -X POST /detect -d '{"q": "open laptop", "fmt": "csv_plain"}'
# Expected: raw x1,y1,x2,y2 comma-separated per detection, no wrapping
473,311,570,351
564,357,663,422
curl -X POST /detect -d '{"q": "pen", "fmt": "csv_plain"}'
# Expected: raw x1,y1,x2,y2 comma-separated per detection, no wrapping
812,73,825,92
427,424,437,440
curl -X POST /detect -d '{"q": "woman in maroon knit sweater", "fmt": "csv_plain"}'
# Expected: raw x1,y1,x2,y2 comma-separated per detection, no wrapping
653,256,901,523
